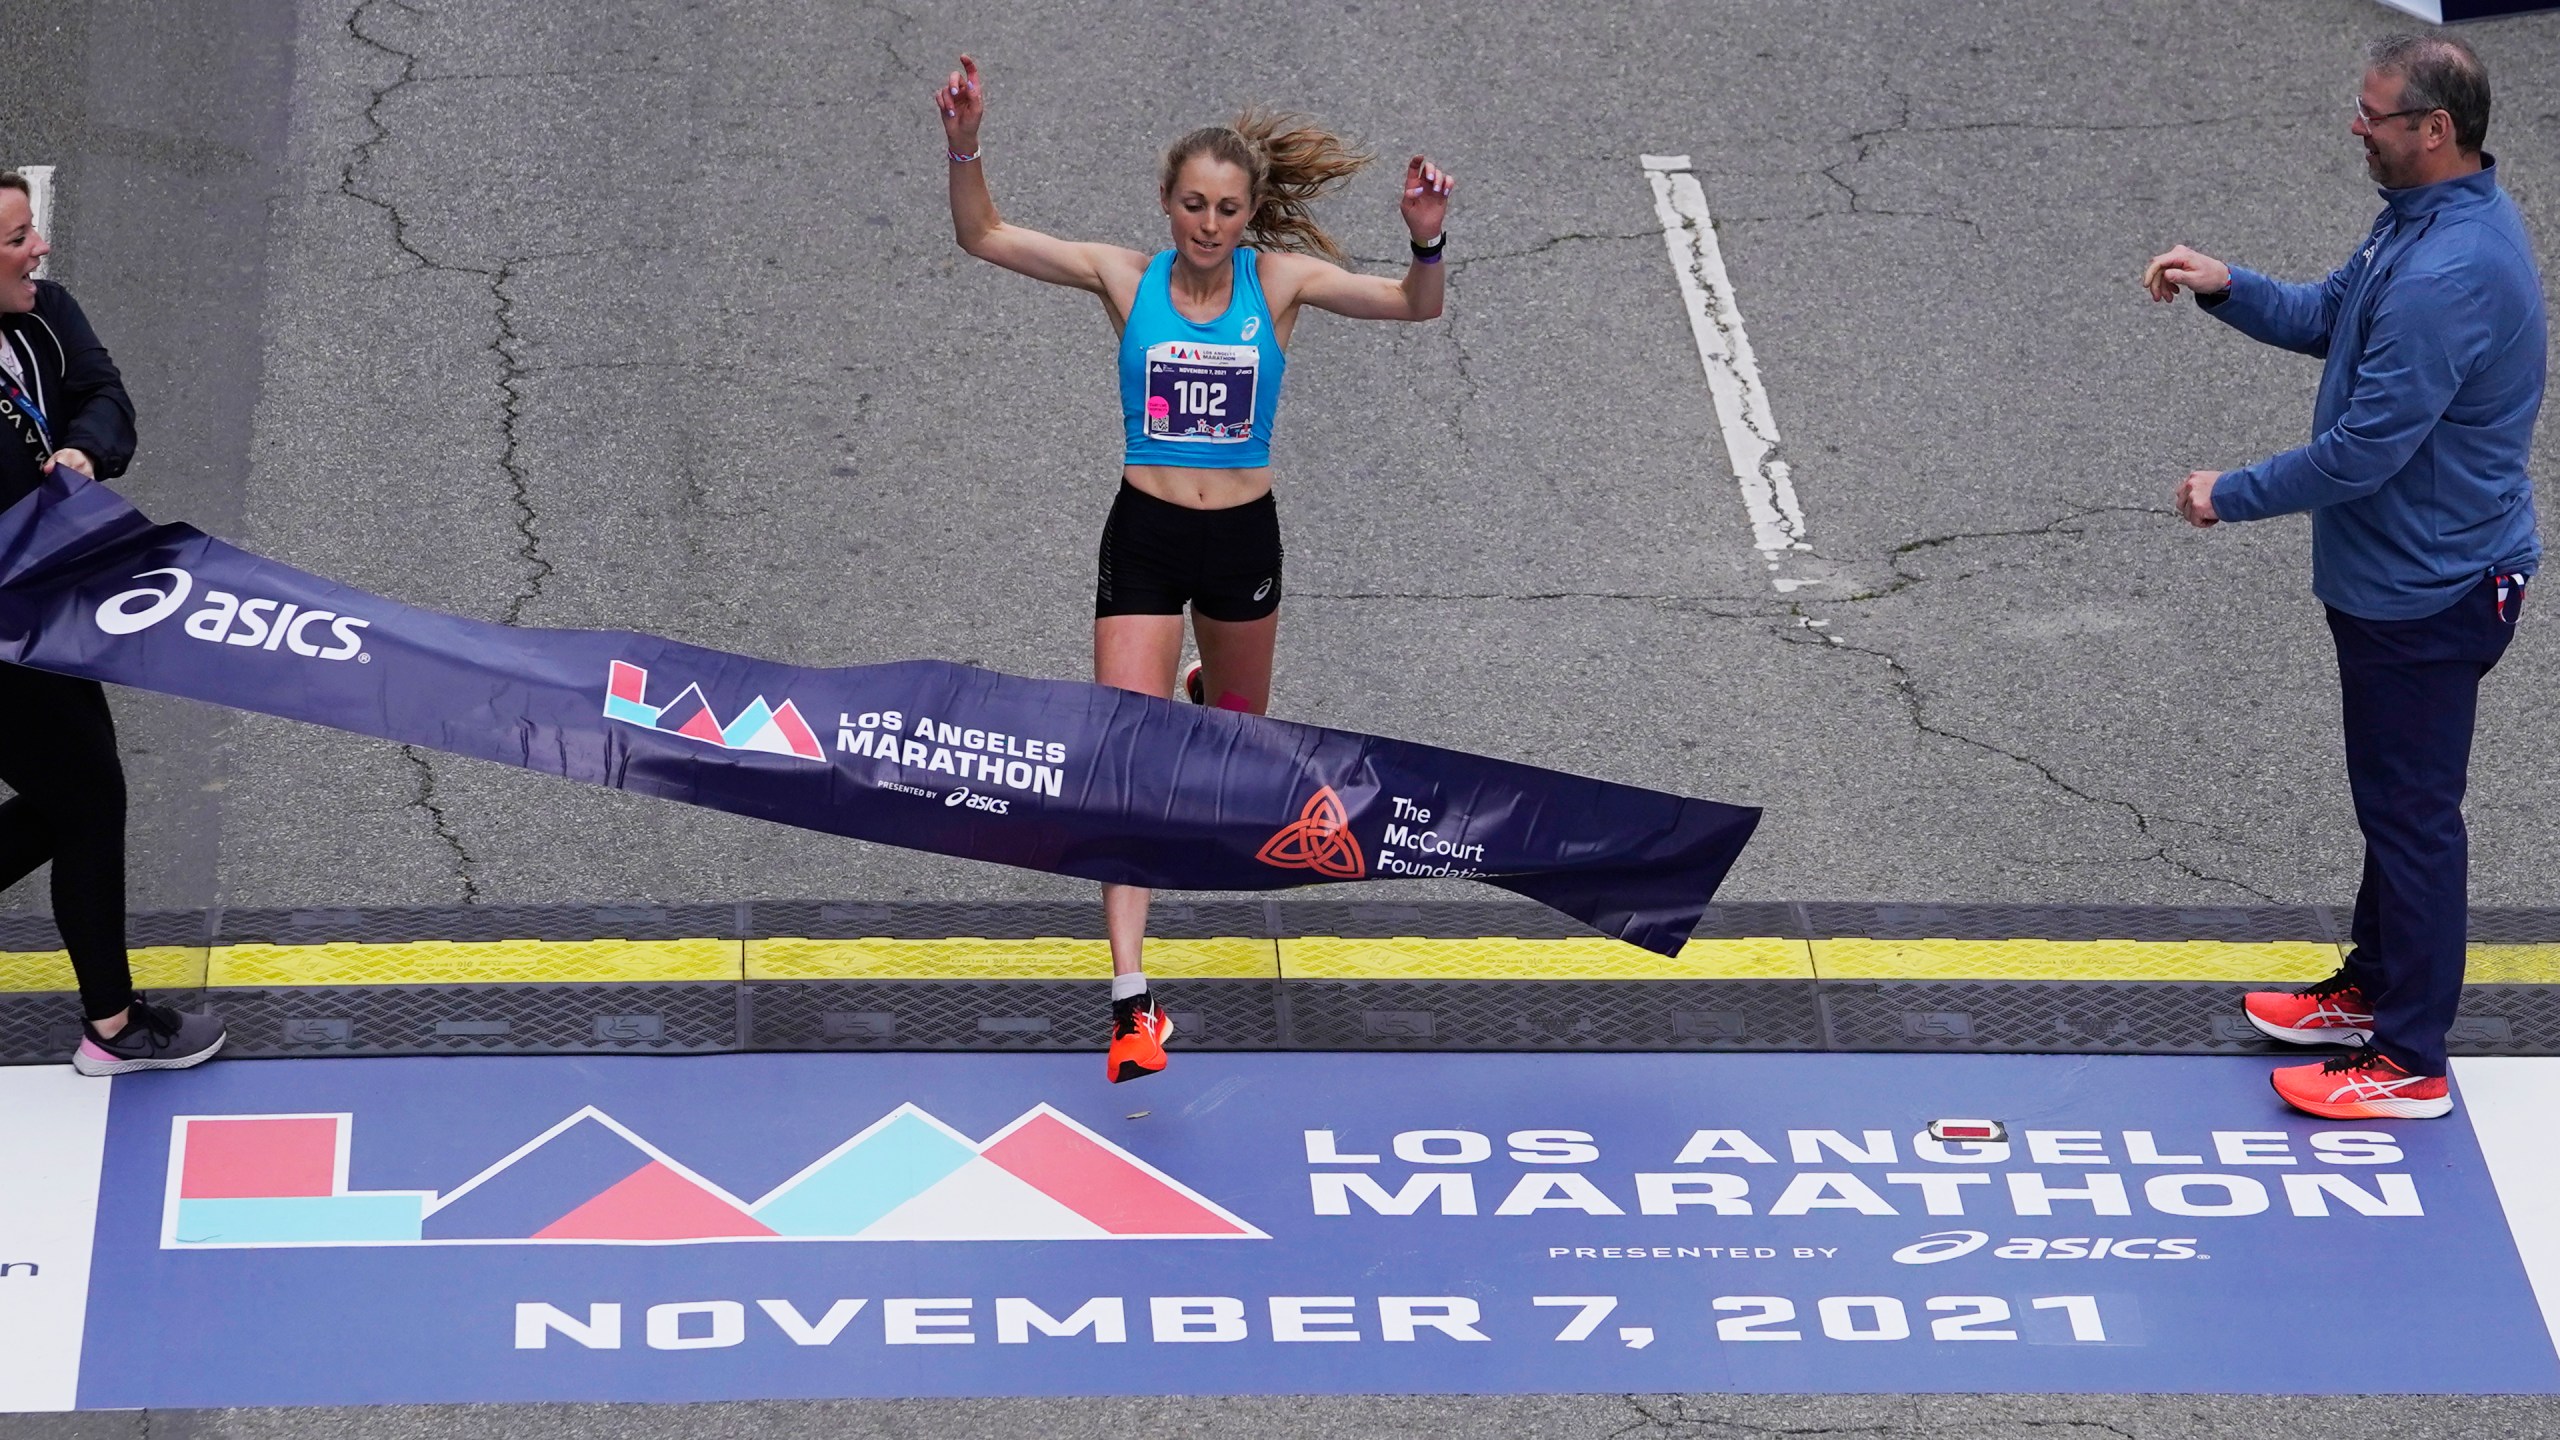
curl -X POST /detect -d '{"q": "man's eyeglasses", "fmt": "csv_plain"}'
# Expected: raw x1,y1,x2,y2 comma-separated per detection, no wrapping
2355,98,2442,127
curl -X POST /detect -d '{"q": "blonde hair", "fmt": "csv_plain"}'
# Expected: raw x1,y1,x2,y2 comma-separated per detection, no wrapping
1159,109,1373,264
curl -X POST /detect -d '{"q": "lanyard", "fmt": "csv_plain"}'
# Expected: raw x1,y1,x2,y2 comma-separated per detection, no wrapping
0,354,52,470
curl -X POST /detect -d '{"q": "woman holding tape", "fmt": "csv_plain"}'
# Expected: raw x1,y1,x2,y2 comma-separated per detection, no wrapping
0,170,225,1075
937,55,1452,1083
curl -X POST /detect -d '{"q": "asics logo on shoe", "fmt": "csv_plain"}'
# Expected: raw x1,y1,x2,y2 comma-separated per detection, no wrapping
95,567,371,661
2271,1048,2452,1120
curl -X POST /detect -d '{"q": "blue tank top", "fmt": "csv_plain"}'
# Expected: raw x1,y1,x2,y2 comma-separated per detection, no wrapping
1119,248,1284,468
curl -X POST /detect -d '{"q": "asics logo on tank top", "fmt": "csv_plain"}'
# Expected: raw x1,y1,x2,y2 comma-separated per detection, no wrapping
93,566,373,662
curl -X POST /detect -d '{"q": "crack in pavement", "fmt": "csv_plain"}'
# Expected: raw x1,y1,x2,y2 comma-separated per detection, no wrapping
1443,284,1481,464
1801,92,2308,239
854,0,932,82
1818,89,1984,240
1775,595,2274,901
1840,504,2178,604
408,65,677,84
1763,502,2270,899
342,0,553,628
1345,228,1660,271
1613,1393,1915,1437
400,745,480,903
339,0,570,884
1298,590,1781,619
490,261,551,627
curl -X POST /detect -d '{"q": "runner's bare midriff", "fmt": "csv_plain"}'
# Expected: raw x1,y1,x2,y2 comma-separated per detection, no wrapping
1122,463,1273,510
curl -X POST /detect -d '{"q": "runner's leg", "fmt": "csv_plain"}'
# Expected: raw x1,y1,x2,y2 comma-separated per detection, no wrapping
1192,611,1277,715
1094,612,1184,978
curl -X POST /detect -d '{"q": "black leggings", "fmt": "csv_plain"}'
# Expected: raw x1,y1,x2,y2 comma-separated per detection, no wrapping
0,664,132,1020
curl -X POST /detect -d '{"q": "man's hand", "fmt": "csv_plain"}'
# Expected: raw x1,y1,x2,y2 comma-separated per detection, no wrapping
49,447,94,478
2143,245,2232,303
2175,469,2222,527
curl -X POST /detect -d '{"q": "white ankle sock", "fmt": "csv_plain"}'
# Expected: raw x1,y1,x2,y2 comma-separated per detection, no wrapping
1110,971,1149,1002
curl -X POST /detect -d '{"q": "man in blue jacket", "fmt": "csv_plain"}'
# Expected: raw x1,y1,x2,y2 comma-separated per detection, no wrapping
2145,34,2541,1121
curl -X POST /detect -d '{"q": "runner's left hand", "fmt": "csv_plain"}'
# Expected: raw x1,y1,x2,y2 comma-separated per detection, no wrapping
49,448,93,478
1402,155,1452,241
2175,469,2221,527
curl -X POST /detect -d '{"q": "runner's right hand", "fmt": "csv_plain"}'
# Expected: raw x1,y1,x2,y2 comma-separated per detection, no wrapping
938,55,984,151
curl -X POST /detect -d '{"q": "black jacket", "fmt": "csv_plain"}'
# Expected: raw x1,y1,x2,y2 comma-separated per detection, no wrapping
0,279,135,510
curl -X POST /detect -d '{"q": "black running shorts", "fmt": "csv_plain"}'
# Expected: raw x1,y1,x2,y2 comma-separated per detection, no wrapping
1095,479,1284,622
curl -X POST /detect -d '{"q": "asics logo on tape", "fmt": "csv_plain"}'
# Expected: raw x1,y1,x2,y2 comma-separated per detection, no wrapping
94,567,371,662
944,787,1011,814
1891,1229,1989,1265
95,567,193,634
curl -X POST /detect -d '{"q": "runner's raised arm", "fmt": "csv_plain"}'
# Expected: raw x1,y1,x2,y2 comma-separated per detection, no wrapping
1263,154,1451,323
938,55,1142,300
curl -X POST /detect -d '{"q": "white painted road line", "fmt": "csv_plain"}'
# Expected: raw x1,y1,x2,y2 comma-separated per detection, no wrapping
1640,154,1815,592
17,165,53,277
2457,1057,2560,1363
0,1068,112,1412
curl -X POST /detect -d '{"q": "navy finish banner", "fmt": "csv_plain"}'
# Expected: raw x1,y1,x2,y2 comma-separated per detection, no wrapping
0,474,1756,952
38,1052,2560,1406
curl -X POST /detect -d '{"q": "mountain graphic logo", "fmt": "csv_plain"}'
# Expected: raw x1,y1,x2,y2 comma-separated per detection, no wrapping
160,1104,1264,1248
603,660,824,762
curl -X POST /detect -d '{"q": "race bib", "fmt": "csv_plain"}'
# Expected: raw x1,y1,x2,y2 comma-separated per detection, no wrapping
1143,341,1259,443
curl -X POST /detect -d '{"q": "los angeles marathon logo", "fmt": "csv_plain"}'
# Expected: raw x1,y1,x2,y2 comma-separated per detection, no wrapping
161,1104,1264,1248
602,660,823,763
1256,786,1365,880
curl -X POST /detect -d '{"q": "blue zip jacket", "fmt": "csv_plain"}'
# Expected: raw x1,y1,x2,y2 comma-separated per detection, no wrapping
2204,158,2544,620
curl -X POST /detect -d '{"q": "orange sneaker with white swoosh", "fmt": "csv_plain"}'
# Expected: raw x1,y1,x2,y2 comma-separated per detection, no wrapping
2271,1047,2451,1120
2243,970,2374,1047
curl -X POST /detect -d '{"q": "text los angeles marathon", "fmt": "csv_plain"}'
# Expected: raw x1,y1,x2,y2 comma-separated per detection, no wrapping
517,1123,2421,1354
831,708,1486,874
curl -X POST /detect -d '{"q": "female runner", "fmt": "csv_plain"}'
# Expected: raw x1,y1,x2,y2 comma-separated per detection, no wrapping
937,54,1452,1082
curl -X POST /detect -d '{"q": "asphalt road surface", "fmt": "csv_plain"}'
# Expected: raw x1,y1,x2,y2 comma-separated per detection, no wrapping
7,0,2560,1432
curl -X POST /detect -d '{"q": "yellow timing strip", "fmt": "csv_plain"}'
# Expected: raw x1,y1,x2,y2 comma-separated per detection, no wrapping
747,937,1277,981
0,933,2553,990
1277,936,1813,981
208,938,743,988
1810,937,2344,983
2467,944,2560,985
0,947,206,995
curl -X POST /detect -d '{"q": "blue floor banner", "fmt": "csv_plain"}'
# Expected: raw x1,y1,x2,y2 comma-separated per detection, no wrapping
0,474,1757,953
9,1051,2554,1407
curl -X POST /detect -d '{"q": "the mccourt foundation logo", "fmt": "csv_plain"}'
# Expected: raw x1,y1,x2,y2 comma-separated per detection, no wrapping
161,1103,1264,1249
603,660,823,762
1256,786,1364,880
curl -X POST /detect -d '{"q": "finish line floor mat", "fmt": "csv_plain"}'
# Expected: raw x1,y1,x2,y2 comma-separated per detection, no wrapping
5,1048,2560,1409
4,900,2560,1061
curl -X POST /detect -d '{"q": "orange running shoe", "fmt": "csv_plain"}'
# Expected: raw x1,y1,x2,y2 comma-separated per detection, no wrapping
1107,1003,1175,1084
1181,661,1206,705
2243,970,2374,1047
2271,1047,2451,1120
